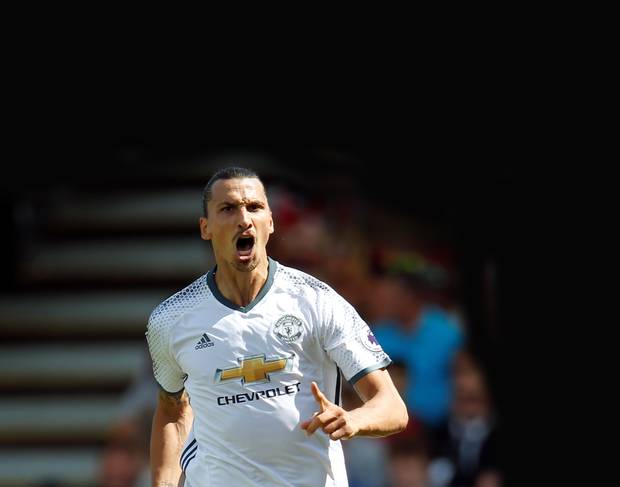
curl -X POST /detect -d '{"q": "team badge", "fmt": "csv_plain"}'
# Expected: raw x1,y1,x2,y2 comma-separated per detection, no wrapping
359,325,382,352
273,315,304,343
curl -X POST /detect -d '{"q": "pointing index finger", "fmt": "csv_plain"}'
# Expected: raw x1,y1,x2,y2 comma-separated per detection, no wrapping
311,381,329,410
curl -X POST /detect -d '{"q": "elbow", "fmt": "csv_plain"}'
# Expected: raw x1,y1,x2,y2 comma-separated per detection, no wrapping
387,392,409,435
397,407,409,433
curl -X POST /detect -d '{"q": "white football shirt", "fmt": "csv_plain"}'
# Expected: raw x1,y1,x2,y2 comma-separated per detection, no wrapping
146,258,391,487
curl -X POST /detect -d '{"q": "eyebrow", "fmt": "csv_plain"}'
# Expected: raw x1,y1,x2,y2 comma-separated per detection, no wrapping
217,198,265,208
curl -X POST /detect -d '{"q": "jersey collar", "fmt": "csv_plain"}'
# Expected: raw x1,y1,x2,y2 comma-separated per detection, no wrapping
207,257,278,313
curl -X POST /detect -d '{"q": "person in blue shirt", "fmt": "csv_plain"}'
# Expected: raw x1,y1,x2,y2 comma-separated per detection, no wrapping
372,272,465,428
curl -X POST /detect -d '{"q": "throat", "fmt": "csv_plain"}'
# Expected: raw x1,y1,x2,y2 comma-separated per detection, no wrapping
214,264,268,307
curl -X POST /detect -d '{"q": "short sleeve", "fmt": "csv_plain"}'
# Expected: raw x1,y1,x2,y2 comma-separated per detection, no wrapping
319,290,391,385
145,307,186,394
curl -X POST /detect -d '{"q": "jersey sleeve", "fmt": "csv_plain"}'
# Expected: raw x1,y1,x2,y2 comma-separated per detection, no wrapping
145,306,186,394
319,289,392,385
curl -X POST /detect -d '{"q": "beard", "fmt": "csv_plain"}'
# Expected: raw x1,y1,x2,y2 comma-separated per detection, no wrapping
231,257,259,272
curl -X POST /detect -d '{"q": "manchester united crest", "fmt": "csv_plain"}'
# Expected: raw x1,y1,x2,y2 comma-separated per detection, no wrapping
273,315,304,343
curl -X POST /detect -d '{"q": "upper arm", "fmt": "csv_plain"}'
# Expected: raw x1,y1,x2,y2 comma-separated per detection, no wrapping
353,368,400,403
350,367,409,436
156,388,191,420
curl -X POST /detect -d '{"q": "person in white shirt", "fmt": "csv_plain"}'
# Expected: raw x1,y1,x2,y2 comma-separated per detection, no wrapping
147,166,408,487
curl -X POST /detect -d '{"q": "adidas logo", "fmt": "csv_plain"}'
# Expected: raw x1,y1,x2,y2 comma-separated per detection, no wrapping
195,333,214,350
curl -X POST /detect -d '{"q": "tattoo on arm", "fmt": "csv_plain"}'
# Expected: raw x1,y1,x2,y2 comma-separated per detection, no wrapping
159,389,186,407
159,389,189,420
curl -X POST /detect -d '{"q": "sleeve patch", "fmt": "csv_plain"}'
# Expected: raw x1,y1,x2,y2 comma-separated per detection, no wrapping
359,325,383,353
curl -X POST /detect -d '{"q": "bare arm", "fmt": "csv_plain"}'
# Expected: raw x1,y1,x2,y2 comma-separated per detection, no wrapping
150,389,193,487
300,368,408,440
349,368,409,437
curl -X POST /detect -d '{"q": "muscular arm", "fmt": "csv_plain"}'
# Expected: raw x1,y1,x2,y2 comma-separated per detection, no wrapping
349,368,409,437
301,368,408,440
150,389,193,487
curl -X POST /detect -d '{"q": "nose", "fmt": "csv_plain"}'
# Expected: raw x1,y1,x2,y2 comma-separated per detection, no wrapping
237,206,253,228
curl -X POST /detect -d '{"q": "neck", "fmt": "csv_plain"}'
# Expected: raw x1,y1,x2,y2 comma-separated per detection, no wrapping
214,257,270,307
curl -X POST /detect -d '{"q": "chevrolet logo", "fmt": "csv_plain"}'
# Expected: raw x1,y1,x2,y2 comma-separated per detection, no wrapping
215,353,294,385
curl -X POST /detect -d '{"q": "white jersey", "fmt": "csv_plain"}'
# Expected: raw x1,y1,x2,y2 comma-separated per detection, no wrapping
146,258,391,487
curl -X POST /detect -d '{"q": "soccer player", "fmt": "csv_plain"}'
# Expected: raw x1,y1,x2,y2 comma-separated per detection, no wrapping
146,166,408,486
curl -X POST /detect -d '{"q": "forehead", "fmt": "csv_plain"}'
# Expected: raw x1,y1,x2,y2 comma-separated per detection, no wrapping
209,177,267,203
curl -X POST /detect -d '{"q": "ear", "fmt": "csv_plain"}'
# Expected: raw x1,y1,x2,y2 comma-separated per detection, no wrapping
269,211,274,235
199,217,211,240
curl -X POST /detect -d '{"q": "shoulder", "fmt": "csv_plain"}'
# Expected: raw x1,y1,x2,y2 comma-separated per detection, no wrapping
148,272,211,331
273,261,357,320
274,261,338,299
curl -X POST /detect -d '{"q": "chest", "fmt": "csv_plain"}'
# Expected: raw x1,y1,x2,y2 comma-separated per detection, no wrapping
172,298,321,387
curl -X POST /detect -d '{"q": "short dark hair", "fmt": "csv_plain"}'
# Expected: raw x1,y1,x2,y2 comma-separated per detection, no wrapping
202,166,264,216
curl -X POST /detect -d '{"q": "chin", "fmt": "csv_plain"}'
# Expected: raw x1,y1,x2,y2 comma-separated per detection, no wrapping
233,258,259,273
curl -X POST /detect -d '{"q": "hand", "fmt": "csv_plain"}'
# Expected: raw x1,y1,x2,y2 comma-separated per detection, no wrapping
300,381,358,441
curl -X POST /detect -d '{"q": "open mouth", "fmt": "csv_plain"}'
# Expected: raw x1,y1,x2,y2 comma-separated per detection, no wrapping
236,235,255,258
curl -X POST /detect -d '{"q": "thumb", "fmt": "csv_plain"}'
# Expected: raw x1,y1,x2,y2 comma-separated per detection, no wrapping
311,381,330,411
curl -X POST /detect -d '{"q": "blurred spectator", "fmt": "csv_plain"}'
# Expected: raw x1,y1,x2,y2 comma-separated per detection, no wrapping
99,348,158,487
344,436,391,487
98,421,150,487
115,348,159,424
428,354,502,487
268,184,331,277
387,436,431,487
474,471,502,487
372,272,466,428
386,360,408,403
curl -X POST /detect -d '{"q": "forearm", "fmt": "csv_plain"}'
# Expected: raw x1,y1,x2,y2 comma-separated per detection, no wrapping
348,390,408,437
349,401,408,437
150,394,193,487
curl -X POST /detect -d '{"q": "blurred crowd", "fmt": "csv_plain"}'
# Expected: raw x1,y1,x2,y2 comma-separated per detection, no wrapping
95,182,502,487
